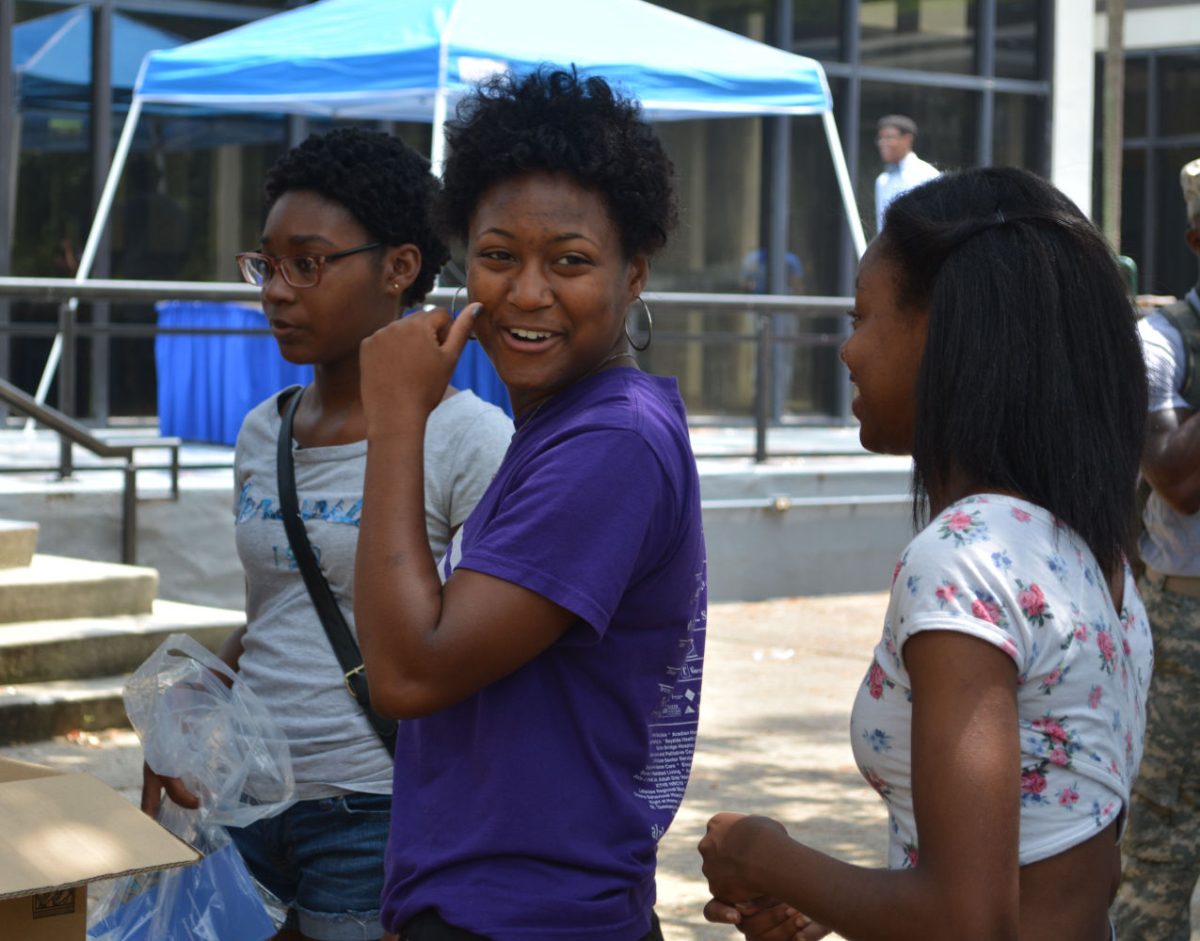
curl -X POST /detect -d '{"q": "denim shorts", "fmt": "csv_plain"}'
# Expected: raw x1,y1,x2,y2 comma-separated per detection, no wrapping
227,791,391,941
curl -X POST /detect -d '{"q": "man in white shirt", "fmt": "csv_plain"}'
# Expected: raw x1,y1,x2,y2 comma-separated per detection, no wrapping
874,115,940,234
1113,156,1200,940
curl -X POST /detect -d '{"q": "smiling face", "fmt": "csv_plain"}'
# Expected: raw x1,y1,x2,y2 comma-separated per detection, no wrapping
258,189,411,367
465,172,648,417
840,242,929,455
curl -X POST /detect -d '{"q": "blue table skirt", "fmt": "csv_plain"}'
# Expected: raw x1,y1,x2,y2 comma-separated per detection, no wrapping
155,301,312,446
156,302,511,447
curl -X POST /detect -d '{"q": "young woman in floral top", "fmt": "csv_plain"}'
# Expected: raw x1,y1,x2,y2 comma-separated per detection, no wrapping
699,167,1152,941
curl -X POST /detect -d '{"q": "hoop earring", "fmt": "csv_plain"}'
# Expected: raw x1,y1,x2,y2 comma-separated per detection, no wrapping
625,296,653,352
450,285,478,339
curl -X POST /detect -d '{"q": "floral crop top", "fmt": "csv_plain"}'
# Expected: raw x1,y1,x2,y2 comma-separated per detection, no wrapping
849,495,1154,868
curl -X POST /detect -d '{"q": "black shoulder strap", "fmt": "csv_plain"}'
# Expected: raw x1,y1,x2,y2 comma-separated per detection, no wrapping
1158,298,1200,410
276,386,397,757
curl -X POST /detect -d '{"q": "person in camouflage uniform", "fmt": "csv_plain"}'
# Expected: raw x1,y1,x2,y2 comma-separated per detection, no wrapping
1113,156,1200,939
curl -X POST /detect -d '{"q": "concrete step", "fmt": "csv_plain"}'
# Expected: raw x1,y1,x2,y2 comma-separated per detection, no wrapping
0,675,132,743
0,601,243,743
0,554,158,623
0,520,37,569
0,599,243,684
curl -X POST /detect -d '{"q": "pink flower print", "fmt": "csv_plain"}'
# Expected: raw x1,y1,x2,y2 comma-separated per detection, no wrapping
903,844,919,869
1088,685,1103,709
864,768,891,797
892,560,903,586
1058,786,1080,807
1039,666,1066,694
1021,768,1047,795
947,511,973,532
935,582,959,607
1011,506,1032,523
1097,630,1116,672
868,662,886,700
1049,746,1070,767
938,508,987,544
1001,638,1018,659
1032,717,1068,742
1122,636,1131,657
1018,584,1046,617
972,597,1001,624
1074,624,1089,642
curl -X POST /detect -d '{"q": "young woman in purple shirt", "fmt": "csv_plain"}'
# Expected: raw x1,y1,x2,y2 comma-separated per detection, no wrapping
354,69,707,941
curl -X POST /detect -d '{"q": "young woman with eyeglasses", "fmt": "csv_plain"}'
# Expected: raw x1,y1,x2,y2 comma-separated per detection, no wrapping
139,127,512,941
352,69,706,941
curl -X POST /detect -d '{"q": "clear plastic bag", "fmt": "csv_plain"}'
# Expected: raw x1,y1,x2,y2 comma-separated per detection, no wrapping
122,632,294,828
87,633,295,940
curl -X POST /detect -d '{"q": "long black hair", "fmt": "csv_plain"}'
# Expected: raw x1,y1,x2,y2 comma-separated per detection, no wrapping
880,166,1147,578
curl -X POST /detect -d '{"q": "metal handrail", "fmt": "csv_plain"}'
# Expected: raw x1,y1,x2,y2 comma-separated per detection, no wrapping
0,375,180,564
0,276,857,557
0,275,855,457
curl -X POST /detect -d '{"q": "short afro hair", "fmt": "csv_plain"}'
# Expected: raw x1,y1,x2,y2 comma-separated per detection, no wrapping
436,67,677,260
264,126,448,305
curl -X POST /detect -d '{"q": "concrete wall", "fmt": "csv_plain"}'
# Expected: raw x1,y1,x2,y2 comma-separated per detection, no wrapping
0,485,245,610
0,461,914,608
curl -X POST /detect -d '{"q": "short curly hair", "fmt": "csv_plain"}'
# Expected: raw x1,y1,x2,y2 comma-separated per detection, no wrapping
264,126,448,305
437,68,677,259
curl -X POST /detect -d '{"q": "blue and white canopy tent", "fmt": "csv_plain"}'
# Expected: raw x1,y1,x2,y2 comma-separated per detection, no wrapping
74,0,866,290
14,5,182,111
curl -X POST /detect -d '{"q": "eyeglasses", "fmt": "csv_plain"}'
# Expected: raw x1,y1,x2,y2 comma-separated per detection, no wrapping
235,242,382,289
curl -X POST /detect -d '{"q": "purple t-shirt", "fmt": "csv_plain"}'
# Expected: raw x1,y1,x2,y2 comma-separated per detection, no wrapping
381,367,707,941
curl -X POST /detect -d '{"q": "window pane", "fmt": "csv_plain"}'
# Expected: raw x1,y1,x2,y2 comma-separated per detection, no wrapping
1159,53,1200,138
1152,147,1199,298
859,0,978,75
992,93,1046,172
793,0,845,61
1116,148,1145,283
994,0,1044,80
859,82,979,237
648,117,764,417
648,0,772,41
1124,57,1149,140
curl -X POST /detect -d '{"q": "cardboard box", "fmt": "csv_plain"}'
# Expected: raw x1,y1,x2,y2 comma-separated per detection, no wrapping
0,758,199,941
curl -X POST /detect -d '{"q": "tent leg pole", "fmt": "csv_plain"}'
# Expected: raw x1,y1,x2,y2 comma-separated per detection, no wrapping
822,110,866,261
28,97,143,426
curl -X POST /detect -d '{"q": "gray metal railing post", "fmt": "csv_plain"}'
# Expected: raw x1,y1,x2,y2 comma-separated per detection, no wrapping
56,301,76,479
122,464,136,565
754,311,770,464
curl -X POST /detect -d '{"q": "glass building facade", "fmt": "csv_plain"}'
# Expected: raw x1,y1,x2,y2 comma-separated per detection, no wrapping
1095,42,1200,297
0,1,1145,425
